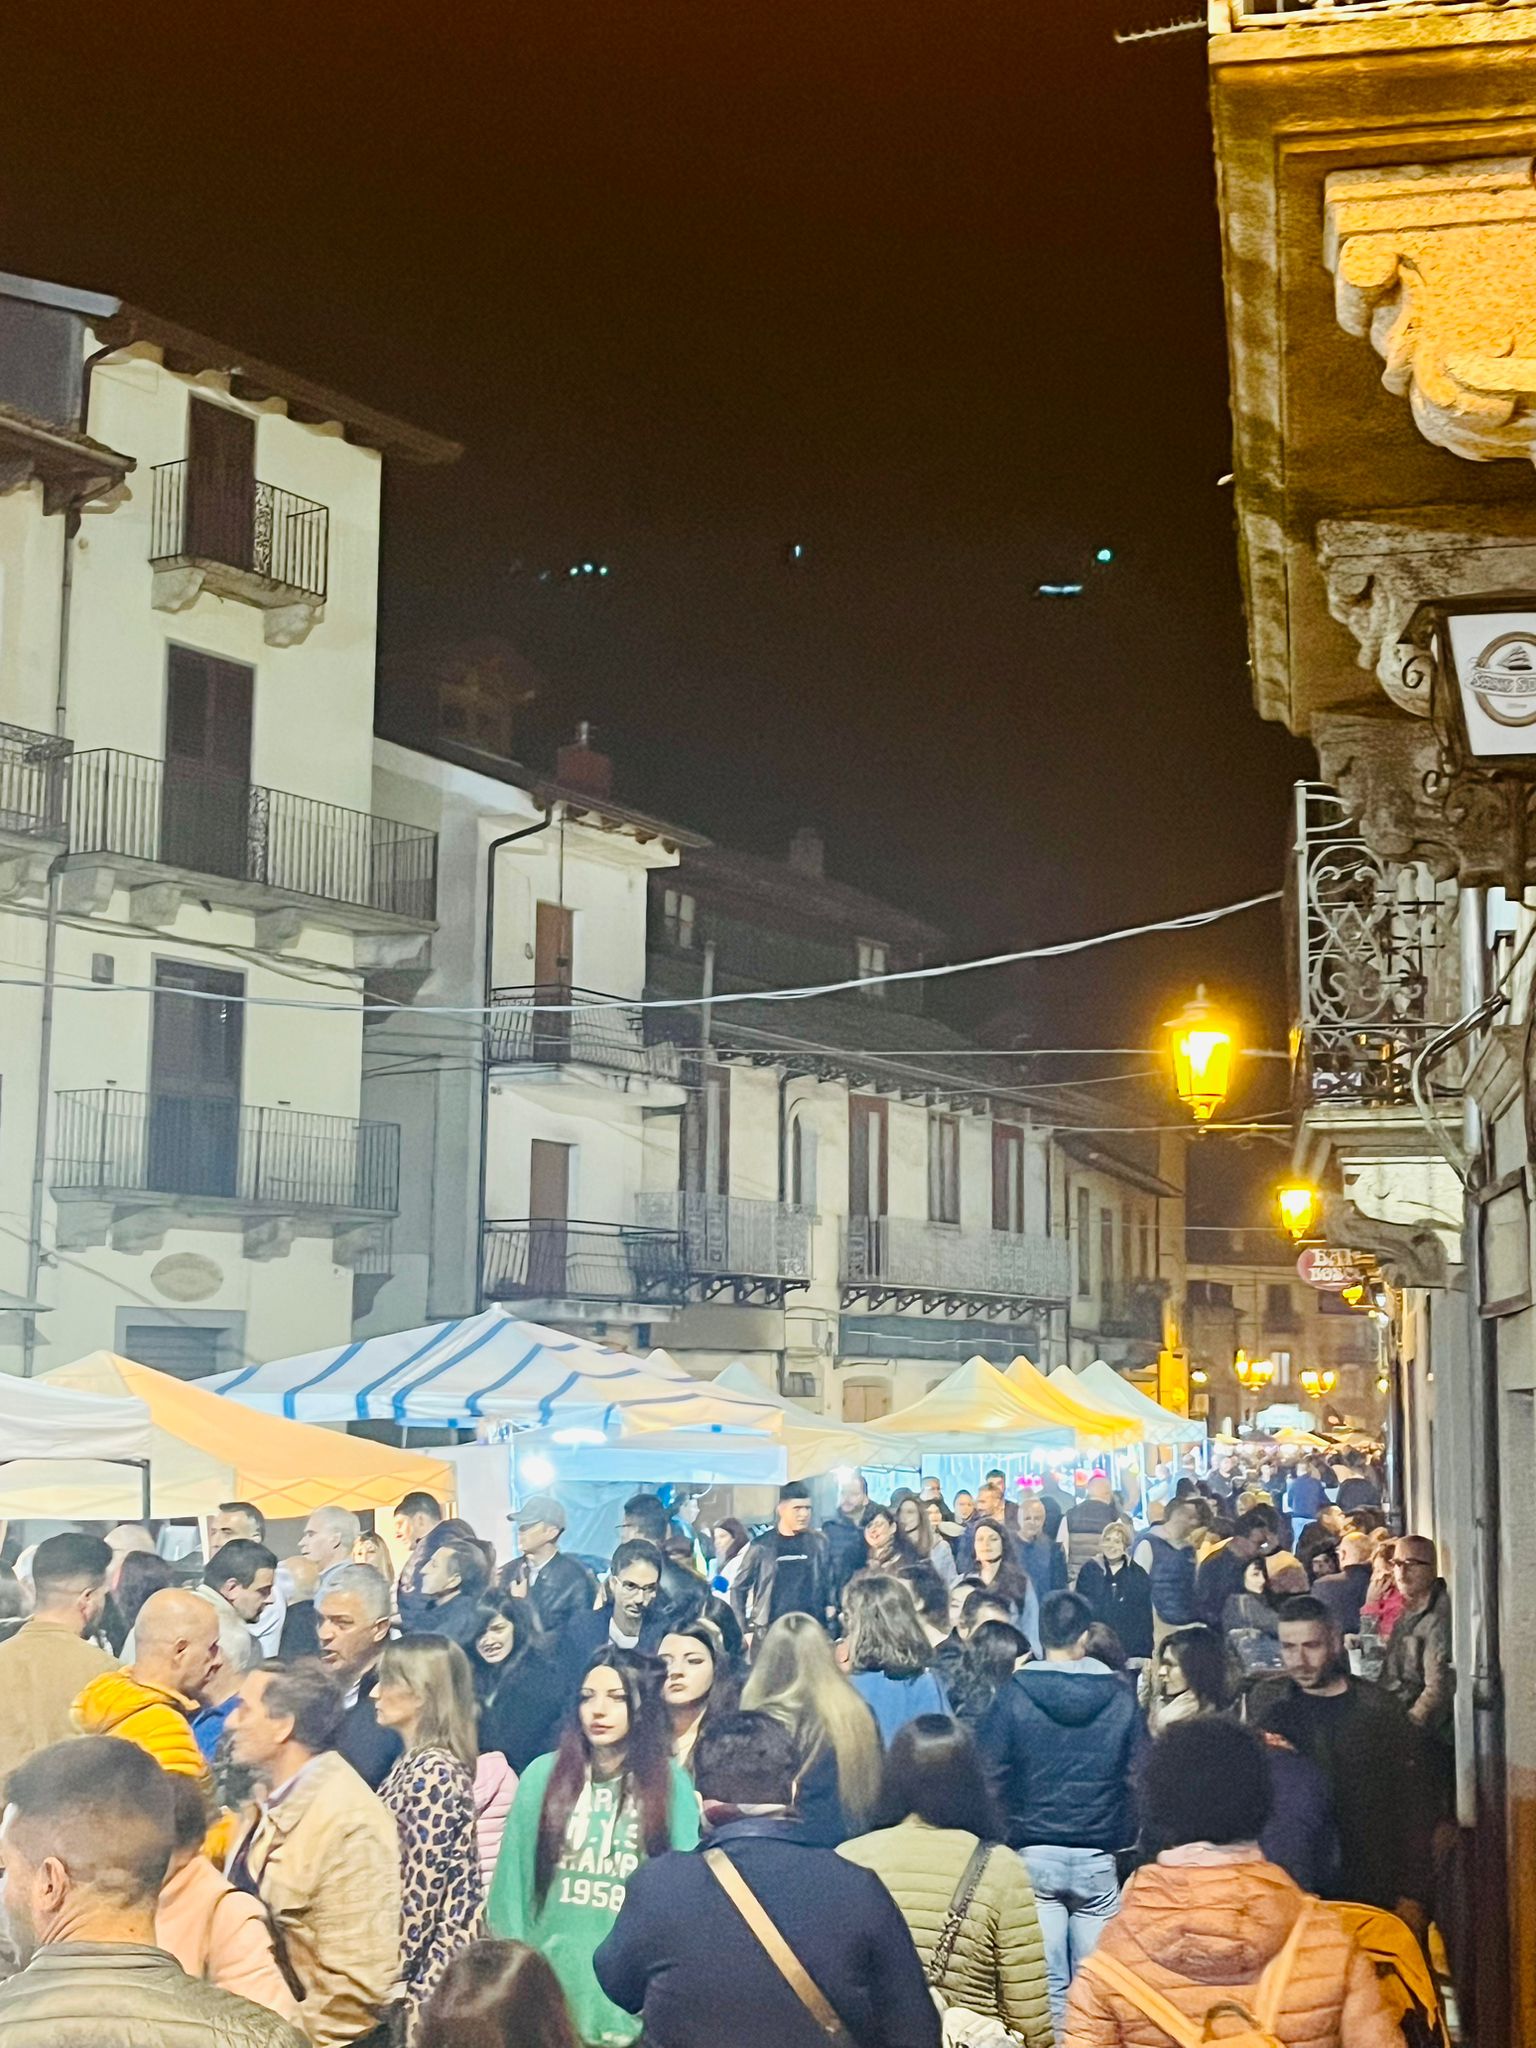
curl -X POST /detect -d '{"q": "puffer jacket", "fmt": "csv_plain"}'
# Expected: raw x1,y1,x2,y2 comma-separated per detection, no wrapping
473,1749,519,1891
1062,1859,1402,2048
839,1817,1053,2048
0,1943,307,2047
979,1660,1147,1851
71,1670,212,1791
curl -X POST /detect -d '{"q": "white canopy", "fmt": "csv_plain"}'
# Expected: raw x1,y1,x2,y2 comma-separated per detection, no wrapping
0,1374,152,1462
709,1361,914,1479
209,1308,783,1437
1076,1359,1207,1446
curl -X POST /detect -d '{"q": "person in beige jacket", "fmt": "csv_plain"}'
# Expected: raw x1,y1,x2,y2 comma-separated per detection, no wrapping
1064,1719,1402,2048
226,1660,402,2048
0,1532,116,1784
840,1714,1054,2048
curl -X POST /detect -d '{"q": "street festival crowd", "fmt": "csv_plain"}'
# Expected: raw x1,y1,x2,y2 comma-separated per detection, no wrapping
0,1446,1458,2048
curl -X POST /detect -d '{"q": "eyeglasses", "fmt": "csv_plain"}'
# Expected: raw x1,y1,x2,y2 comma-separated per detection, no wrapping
615,1577,659,1600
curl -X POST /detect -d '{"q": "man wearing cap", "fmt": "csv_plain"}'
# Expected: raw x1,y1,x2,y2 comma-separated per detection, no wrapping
504,1495,598,1640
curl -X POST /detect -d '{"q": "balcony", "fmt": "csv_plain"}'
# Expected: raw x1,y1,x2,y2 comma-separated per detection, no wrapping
487,987,681,1088
0,724,70,887
482,1218,688,1316
67,750,437,939
1218,0,1490,24
1288,783,1458,1115
1097,1280,1168,1344
840,1216,1072,1317
51,1088,399,1261
150,460,328,640
635,1191,814,1305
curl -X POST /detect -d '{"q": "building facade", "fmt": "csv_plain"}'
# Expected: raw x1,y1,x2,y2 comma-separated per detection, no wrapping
0,272,452,1380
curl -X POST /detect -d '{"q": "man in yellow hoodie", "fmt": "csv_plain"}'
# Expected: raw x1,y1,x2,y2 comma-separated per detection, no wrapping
71,1587,218,1793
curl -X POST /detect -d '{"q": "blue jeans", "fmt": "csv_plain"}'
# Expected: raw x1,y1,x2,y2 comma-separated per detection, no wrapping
1021,1844,1121,2031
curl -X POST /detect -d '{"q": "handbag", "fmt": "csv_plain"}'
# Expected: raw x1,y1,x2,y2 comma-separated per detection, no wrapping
927,1841,1020,2048
703,1847,856,2045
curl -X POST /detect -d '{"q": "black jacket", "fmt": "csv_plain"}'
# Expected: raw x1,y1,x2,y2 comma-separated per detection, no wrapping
556,1603,666,1701
406,1589,483,1648
278,1601,321,1660
1194,1539,1253,1628
478,1649,569,1772
978,1660,1147,1852
822,1513,867,1598
593,1817,940,2048
1016,1533,1067,1601
654,1555,708,1638
730,1528,833,1634
1312,1562,1373,1637
499,1550,599,1638
1075,1555,1154,1660
334,1669,403,1791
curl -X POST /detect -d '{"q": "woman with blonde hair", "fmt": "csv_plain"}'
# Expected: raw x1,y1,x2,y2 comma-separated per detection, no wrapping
373,1634,486,2035
740,1609,882,1846
354,1530,396,1585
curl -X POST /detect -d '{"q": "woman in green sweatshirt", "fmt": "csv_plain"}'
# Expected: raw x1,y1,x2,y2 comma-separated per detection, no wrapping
488,1646,699,2046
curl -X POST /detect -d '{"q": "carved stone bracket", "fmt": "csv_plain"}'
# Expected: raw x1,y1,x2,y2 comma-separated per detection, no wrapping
1324,158,1536,465
151,566,207,614
1322,1194,1450,1292
1316,513,1536,717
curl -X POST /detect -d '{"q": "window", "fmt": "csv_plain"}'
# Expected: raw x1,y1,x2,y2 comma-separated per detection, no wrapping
683,1064,730,1195
1272,1349,1292,1386
1121,1214,1133,1294
849,1096,888,1219
855,938,887,997
993,1123,1026,1234
789,1111,819,1210
844,1378,892,1423
117,1309,246,1383
661,888,696,950
928,1114,961,1225
1139,1210,1152,1279
1188,1279,1235,1310
1100,1208,1115,1302
1266,1283,1296,1326
149,960,244,1198
1076,1186,1091,1298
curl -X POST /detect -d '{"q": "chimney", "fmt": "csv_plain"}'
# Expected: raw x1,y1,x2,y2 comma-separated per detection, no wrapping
788,826,825,879
556,719,614,797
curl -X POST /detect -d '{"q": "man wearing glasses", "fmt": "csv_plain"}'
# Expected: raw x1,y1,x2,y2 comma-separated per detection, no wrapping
556,1539,667,1693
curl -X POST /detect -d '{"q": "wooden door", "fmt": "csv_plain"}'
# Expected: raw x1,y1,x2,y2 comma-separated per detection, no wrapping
682,1063,731,1196
527,1138,571,1294
845,1379,892,1424
149,960,244,1197
185,398,256,569
162,647,254,879
848,1094,889,1282
993,1123,1026,1234
533,901,573,1059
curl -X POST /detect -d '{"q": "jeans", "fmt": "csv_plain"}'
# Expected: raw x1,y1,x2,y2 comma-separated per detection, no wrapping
1021,1844,1121,2031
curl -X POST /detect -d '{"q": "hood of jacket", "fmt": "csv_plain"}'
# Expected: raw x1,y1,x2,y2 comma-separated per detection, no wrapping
72,1670,194,1734
1116,1859,1304,1981
1014,1661,1126,1729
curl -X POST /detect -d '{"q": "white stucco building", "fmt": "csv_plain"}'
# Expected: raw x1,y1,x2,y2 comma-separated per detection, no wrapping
0,270,455,1379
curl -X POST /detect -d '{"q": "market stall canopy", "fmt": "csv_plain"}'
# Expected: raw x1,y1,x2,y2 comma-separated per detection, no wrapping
1046,1364,1155,1438
0,1375,154,1520
708,1361,915,1479
208,1309,782,1437
1002,1356,1143,1449
868,1356,1073,1453
1075,1360,1207,1447
37,1353,453,1519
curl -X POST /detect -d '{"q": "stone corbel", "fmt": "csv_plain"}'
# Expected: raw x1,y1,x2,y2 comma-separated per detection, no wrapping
59,863,117,915
151,565,207,614
1322,1194,1450,1292
128,880,185,928
1323,159,1536,465
262,601,320,648
244,1216,296,1262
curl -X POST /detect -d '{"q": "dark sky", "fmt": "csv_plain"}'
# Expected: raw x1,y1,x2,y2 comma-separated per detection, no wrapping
9,1,1313,1100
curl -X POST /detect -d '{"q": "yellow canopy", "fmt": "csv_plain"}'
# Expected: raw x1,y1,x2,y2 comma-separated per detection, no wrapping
869,1357,1073,1451
26,1353,453,1520
1002,1356,1143,1448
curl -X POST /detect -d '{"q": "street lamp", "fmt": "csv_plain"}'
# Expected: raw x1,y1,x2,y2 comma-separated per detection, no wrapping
1232,1350,1277,1395
1276,1183,1320,1240
1300,1368,1338,1399
1166,985,1235,1124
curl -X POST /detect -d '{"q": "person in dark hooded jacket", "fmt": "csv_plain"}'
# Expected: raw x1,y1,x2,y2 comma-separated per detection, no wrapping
975,1591,1147,2032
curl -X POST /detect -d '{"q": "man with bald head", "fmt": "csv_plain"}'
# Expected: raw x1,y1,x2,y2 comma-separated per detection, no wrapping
71,1587,217,1791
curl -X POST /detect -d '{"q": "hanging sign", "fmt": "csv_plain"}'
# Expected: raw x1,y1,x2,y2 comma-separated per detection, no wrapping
1444,608,1536,760
1296,1247,1366,1293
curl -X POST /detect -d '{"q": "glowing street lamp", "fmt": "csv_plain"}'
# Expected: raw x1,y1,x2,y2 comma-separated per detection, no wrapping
1276,1183,1320,1241
1166,985,1235,1124
1232,1350,1277,1394
1300,1368,1338,1399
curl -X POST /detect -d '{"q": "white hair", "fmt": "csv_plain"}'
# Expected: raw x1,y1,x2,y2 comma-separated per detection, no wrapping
321,1563,392,1624
216,1611,262,1677
307,1506,361,1546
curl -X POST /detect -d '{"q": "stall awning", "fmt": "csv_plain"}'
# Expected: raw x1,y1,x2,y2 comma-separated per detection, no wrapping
0,1374,151,1462
868,1357,1073,1453
209,1309,782,1437
37,1353,453,1519
1076,1359,1207,1446
1002,1356,1144,1448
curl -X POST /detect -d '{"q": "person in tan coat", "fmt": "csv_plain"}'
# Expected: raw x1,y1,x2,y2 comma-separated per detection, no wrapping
0,1532,116,1785
841,1713,1053,2048
226,1659,402,2048
1065,1718,1403,2048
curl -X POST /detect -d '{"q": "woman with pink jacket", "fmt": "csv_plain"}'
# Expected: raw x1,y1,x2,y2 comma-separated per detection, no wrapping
474,1748,519,1890
1064,1719,1402,2048
155,1778,301,2025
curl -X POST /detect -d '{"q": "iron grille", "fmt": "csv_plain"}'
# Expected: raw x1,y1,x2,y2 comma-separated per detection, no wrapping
840,1216,1072,1302
150,460,329,603
481,1219,688,1305
487,987,679,1078
0,722,70,839
635,1191,814,1280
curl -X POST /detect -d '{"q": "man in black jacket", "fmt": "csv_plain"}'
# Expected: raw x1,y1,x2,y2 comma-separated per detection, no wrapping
822,1473,869,1598
731,1483,833,1643
315,1562,401,1789
558,1539,668,1689
621,1493,707,1636
1193,1503,1281,1627
594,1711,939,2048
976,1589,1146,2032
502,1493,598,1639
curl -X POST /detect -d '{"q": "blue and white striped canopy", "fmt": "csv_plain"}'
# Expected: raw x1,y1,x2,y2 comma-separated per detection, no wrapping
208,1309,782,1436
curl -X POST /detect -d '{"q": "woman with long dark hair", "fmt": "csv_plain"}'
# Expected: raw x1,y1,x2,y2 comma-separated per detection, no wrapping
1146,1623,1232,1733
707,1519,751,1596
840,1715,1052,2048
472,1592,567,1773
892,1490,957,1587
657,1619,737,1772
859,1500,917,1573
487,1647,698,2045
417,1939,582,2048
947,1617,1028,1728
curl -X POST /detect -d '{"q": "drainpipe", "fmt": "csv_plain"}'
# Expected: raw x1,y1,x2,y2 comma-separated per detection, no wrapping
475,808,554,1311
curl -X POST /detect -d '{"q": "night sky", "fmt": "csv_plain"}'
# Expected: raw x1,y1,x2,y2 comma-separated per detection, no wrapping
8,2,1313,1103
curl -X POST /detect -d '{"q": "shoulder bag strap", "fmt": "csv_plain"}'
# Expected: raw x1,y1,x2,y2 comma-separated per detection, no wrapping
1253,1898,1315,2031
703,1848,854,2045
1078,1950,1205,2048
927,1839,996,1986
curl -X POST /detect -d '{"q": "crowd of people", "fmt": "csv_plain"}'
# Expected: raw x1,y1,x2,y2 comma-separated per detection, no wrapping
0,1443,1452,2047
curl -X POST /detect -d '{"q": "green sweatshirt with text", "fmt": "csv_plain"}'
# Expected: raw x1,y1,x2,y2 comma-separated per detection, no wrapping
487,1750,699,2045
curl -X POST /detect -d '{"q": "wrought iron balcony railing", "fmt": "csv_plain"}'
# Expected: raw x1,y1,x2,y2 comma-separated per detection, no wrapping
841,1216,1072,1309
1287,783,1459,1112
151,460,329,603
53,1089,399,1214
635,1191,813,1297
0,721,70,840
482,1219,688,1307
69,749,437,921
1097,1280,1168,1343
487,987,679,1078
1219,0,1516,26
